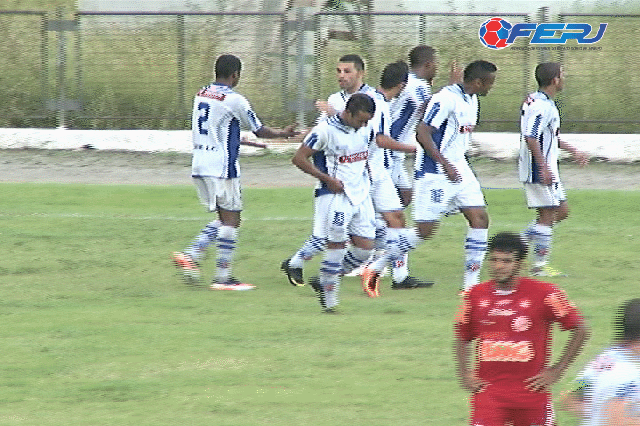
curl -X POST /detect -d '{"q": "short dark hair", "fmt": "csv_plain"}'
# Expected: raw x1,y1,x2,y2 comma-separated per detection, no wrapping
487,232,528,261
409,45,436,68
614,299,640,343
535,62,562,87
345,93,376,116
463,60,497,83
339,54,365,72
380,61,409,89
215,54,242,79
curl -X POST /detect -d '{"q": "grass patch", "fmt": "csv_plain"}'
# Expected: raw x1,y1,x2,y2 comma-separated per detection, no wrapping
0,182,638,425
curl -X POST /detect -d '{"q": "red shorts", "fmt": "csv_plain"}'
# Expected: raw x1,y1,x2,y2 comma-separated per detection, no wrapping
470,388,556,426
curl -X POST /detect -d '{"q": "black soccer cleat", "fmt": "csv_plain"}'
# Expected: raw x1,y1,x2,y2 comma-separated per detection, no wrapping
281,258,305,287
391,275,434,290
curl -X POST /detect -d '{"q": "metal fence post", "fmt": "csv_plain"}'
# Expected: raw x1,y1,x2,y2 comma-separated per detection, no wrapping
177,14,186,122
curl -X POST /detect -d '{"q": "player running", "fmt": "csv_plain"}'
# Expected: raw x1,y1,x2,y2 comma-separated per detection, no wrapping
290,93,376,312
455,232,589,426
172,54,298,290
519,62,589,277
363,60,497,292
282,55,430,295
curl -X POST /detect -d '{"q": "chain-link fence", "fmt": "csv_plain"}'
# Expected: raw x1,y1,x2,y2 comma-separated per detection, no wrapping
0,9,637,132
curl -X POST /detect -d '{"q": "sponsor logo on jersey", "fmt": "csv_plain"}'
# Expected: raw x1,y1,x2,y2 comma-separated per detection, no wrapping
480,340,534,362
496,299,512,306
338,151,368,163
519,299,531,308
488,308,516,317
198,89,226,102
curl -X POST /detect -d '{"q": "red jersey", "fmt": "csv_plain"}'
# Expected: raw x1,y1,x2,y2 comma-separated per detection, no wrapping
455,277,583,406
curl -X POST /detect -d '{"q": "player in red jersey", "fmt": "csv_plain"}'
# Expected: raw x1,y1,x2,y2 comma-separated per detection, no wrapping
454,232,590,426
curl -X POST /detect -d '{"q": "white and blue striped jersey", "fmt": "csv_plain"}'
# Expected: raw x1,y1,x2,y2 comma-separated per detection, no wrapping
388,72,432,172
575,346,640,426
304,114,373,205
191,83,263,179
415,84,478,178
326,84,391,182
518,91,561,183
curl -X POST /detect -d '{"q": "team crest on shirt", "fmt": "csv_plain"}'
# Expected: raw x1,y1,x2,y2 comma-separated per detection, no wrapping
512,316,532,332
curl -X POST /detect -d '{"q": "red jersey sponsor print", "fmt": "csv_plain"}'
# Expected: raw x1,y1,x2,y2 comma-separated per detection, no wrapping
455,277,583,405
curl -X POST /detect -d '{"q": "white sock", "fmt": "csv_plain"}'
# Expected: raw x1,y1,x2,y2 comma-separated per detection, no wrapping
342,247,372,276
215,225,238,283
371,227,420,274
463,228,488,290
186,219,220,261
391,253,409,283
531,224,552,268
320,248,346,309
290,235,325,268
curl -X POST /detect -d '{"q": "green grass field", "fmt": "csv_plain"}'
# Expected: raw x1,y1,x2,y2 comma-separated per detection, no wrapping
1,182,639,425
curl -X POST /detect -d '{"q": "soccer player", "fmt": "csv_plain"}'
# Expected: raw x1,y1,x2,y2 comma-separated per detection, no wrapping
560,299,640,425
282,55,429,294
519,62,589,277
455,232,590,426
387,45,438,207
363,60,497,292
291,93,376,312
172,54,298,290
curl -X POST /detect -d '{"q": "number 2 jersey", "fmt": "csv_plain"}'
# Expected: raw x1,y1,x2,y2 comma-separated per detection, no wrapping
191,83,263,179
455,277,584,405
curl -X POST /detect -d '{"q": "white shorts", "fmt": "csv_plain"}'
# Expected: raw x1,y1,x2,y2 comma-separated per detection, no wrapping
390,160,412,191
371,171,403,213
312,193,375,243
193,176,242,212
524,182,566,208
413,162,485,222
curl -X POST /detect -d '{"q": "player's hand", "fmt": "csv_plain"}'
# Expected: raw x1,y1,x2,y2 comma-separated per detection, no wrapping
449,60,463,84
538,164,554,185
282,124,300,139
573,150,589,167
443,162,461,183
315,100,336,116
524,367,563,392
326,177,344,194
460,370,488,393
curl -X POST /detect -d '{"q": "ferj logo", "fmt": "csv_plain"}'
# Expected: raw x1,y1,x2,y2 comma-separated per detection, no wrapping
479,17,607,50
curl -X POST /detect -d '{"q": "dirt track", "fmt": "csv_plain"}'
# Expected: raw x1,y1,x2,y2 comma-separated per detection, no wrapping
0,148,638,190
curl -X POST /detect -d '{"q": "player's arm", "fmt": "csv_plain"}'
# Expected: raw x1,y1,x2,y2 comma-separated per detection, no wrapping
255,124,299,139
291,142,343,194
375,133,416,154
525,321,590,392
454,339,488,393
416,121,460,182
559,138,589,166
524,135,554,185
602,397,640,425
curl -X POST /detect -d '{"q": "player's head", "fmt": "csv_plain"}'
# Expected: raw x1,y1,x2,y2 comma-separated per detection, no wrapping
215,54,242,87
380,61,409,99
342,93,375,130
463,60,497,96
614,299,640,344
409,45,437,81
337,54,365,94
535,62,564,91
487,232,528,286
